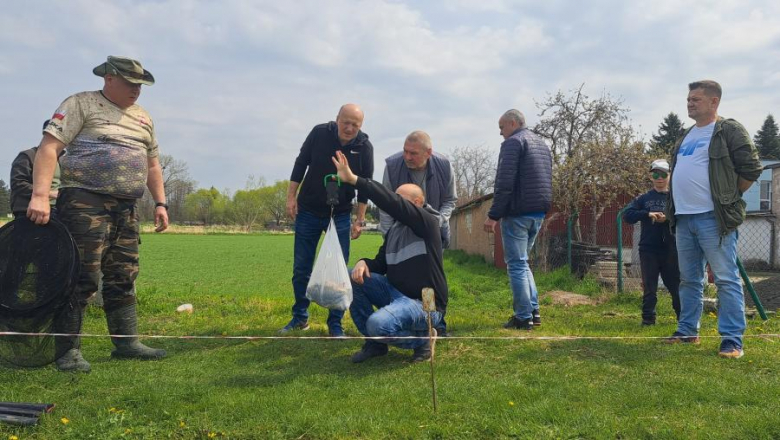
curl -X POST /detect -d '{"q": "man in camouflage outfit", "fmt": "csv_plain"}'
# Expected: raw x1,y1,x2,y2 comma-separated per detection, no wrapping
27,56,169,372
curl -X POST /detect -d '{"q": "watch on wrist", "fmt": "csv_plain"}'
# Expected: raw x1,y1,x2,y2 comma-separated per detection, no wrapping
155,202,169,210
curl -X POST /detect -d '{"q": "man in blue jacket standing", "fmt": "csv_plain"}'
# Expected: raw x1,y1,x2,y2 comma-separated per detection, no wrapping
484,109,552,330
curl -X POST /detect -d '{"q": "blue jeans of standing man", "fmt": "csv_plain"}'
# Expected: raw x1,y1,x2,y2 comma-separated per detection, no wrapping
675,211,745,348
501,215,543,320
291,209,351,331
350,274,443,350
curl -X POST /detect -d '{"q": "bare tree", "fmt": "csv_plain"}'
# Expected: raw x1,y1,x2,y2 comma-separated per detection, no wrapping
139,153,196,222
449,144,497,204
535,85,648,243
535,84,630,164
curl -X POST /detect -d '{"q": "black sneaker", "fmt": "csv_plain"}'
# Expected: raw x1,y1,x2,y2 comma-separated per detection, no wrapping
278,319,310,334
503,316,533,330
532,309,541,326
351,341,388,363
412,341,432,362
641,318,656,326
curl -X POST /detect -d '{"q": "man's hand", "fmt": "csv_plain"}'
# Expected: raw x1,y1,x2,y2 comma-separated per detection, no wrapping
483,218,498,233
49,189,59,201
331,151,358,185
351,222,362,240
351,260,371,285
648,212,667,223
287,196,298,220
154,206,169,232
27,195,52,225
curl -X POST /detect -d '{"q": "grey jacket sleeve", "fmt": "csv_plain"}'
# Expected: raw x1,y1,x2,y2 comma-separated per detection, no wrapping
378,167,394,235
439,165,458,222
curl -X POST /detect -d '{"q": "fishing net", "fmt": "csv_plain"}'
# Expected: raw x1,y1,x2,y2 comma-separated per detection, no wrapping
0,217,80,367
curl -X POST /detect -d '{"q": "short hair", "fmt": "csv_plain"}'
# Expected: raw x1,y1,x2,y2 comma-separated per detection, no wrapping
501,109,526,128
689,80,722,98
404,130,432,152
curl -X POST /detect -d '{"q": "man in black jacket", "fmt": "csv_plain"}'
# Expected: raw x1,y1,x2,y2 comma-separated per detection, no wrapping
484,109,552,330
331,151,447,363
282,104,374,336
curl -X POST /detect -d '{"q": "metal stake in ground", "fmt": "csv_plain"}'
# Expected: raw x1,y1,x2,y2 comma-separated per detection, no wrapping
421,288,438,413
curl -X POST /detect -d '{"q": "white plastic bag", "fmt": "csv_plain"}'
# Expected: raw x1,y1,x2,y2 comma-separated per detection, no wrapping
305,218,353,310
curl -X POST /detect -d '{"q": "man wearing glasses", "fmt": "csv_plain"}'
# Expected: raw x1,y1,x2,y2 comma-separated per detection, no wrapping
623,159,680,326
27,56,168,372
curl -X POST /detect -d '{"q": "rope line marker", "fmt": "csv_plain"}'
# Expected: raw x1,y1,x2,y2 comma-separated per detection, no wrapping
1,332,778,341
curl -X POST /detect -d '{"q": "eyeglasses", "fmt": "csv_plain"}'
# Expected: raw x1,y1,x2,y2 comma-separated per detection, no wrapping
652,171,668,179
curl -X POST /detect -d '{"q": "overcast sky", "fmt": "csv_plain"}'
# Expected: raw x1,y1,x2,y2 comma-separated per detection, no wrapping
1,0,778,193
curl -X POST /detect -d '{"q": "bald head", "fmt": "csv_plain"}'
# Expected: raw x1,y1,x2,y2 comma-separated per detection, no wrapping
396,183,425,207
336,103,365,145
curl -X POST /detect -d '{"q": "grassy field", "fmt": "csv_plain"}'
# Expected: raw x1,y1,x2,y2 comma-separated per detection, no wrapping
1,233,778,439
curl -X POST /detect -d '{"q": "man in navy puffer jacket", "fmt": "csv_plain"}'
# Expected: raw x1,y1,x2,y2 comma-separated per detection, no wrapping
484,109,552,330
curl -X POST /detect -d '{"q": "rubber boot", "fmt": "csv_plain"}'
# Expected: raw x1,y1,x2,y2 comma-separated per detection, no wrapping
54,305,91,372
105,304,166,360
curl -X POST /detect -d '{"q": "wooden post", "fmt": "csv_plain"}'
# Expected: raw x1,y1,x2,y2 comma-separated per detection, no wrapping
421,288,438,413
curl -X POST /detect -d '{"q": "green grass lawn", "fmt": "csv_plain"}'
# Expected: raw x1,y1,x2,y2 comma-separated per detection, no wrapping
1,233,778,439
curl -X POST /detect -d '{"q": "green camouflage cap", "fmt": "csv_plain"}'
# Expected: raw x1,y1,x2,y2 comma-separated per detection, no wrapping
93,56,155,85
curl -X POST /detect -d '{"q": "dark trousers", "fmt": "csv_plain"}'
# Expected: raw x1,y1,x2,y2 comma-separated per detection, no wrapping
639,251,681,321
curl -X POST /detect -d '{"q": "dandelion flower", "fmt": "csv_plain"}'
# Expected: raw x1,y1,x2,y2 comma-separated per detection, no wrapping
61,417,70,425
509,401,515,406
179,420,186,428
10,435,20,440
208,433,217,438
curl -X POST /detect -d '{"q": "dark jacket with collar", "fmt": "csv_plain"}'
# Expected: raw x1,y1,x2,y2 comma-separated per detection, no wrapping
623,189,676,255
488,128,552,220
666,117,762,236
355,177,448,314
290,121,374,217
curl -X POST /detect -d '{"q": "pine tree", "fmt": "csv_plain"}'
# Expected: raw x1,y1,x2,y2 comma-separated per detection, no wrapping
753,114,780,160
649,112,686,158
0,179,10,217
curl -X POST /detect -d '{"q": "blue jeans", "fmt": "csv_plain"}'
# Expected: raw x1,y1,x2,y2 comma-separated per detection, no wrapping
291,209,351,329
675,211,745,348
350,274,442,350
501,215,543,320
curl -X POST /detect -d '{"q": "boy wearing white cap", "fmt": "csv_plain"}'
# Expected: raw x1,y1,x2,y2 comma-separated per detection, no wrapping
623,159,681,325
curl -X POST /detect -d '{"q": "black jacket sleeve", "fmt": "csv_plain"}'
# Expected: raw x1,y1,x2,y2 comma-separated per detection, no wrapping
290,128,316,183
355,177,431,239
355,140,374,204
488,137,524,220
362,240,388,275
10,150,35,214
623,194,648,224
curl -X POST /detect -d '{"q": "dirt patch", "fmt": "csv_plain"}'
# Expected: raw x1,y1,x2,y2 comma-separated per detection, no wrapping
545,290,600,306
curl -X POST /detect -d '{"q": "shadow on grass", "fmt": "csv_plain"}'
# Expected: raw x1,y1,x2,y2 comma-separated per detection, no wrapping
211,338,417,389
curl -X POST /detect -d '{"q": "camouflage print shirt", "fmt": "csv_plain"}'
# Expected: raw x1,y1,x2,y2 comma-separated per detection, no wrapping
44,91,159,199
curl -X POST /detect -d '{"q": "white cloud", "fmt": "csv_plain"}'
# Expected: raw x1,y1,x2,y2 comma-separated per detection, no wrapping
0,0,778,191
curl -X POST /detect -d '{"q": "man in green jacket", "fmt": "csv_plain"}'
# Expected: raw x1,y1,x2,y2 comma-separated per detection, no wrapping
664,80,762,359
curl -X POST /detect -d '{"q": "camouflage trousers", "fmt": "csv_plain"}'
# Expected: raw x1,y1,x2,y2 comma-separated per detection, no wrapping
57,189,139,312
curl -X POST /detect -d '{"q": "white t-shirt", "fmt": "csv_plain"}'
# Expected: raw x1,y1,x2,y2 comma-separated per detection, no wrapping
672,122,715,214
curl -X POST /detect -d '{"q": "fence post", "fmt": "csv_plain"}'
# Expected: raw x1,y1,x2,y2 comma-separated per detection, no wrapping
567,212,577,273
616,205,630,293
